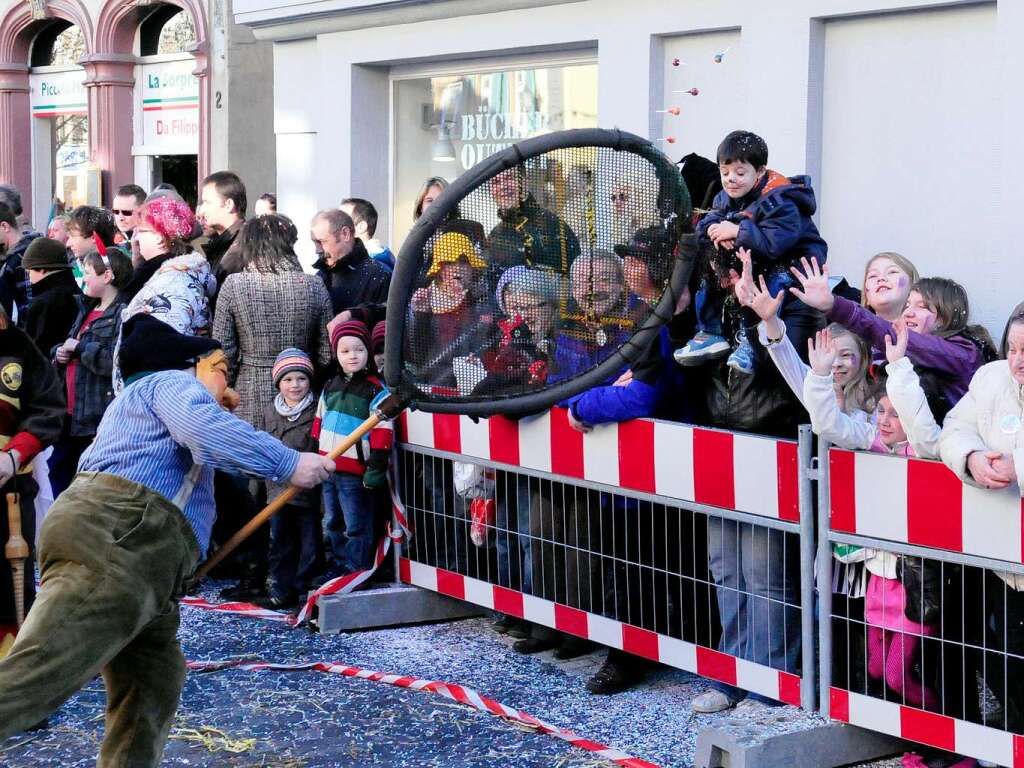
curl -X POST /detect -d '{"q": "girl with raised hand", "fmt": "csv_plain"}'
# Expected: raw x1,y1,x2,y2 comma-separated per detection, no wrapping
791,257,996,404
860,252,918,323
735,248,873,434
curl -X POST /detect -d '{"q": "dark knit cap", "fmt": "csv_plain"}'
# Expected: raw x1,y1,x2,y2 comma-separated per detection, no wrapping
371,321,386,354
329,319,370,353
22,237,70,271
119,314,221,380
613,225,677,285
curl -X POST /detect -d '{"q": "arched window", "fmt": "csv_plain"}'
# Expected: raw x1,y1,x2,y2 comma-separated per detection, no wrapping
139,7,196,56
30,21,85,67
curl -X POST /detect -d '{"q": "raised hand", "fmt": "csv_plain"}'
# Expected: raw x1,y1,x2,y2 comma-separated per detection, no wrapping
789,257,835,313
733,248,756,307
807,328,837,376
884,322,909,365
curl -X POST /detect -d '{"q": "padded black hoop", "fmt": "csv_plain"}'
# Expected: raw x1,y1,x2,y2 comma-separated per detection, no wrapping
385,128,693,417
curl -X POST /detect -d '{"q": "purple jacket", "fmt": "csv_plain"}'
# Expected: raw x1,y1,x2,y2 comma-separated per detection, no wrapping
828,296,982,403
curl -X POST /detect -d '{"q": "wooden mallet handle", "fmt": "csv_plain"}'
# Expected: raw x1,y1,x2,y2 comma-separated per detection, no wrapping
193,411,383,581
4,493,27,562
5,492,28,627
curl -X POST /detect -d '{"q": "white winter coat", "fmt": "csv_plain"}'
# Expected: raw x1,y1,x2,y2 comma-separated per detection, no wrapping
939,360,1024,590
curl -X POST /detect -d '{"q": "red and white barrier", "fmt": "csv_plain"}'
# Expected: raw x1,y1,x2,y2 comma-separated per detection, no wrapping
830,688,1024,767
829,448,1024,565
187,657,660,767
399,408,801,523
400,558,802,707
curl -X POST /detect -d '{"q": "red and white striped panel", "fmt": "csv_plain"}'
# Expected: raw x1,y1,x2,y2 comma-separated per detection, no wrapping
829,448,1024,565
400,558,803,707
830,688,1024,767
398,409,800,522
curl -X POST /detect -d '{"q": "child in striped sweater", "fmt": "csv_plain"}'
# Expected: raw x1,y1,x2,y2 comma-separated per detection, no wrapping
312,320,393,582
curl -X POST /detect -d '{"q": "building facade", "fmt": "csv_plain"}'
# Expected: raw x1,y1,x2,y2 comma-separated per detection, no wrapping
0,0,275,226
233,0,1021,334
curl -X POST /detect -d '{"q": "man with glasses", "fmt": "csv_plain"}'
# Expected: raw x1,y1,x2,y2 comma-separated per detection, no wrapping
110,184,146,246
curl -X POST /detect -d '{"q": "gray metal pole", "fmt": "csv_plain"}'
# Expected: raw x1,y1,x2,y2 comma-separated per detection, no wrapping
797,425,817,711
816,438,833,719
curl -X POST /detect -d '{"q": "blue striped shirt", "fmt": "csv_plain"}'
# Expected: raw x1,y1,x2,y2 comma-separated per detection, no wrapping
79,370,299,557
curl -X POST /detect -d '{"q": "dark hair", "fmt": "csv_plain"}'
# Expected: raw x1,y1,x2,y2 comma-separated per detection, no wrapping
236,214,301,274
257,192,277,212
340,197,378,237
0,202,16,229
115,184,146,205
0,185,22,217
912,277,998,361
716,130,769,169
69,206,119,246
201,170,247,218
81,248,133,289
153,182,178,194
313,208,354,236
1000,302,1024,358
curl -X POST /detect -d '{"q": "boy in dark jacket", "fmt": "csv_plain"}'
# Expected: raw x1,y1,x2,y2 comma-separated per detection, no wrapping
258,349,323,609
20,238,81,355
676,130,827,375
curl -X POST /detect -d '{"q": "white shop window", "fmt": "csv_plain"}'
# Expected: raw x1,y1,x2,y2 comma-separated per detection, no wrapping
391,56,598,250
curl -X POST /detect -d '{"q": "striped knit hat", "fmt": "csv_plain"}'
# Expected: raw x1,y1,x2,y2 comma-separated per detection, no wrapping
371,320,386,354
272,347,314,388
329,319,370,355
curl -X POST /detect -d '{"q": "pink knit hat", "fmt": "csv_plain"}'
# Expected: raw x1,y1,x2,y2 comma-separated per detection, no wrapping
140,197,196,243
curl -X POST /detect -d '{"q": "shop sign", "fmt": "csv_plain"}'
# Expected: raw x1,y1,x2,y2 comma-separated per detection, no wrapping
457,106,550,169
29,70,87,117
140,59,199,152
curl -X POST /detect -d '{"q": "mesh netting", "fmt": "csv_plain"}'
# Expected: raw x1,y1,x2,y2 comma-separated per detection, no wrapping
395,135,690,411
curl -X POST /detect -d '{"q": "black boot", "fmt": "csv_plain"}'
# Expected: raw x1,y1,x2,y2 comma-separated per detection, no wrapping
585,649,646,694
554,635,594,660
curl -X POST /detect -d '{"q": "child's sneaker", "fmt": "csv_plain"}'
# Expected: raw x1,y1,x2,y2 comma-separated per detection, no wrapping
726,330,756,375
674,332,731,366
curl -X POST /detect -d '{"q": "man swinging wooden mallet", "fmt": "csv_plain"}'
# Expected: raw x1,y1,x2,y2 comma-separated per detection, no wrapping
0,315,336,767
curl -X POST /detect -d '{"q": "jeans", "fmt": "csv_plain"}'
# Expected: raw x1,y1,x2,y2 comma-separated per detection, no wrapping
322,472,375,573
495,473,533,594
696,267,796,337
0,472,200,767
707,518,802,702
268,504,324,599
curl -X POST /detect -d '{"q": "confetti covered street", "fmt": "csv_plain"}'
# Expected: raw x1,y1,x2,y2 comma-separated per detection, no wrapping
0,582,914,768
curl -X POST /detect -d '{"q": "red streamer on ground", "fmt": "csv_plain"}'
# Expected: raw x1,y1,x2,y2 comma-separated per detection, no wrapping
186,657,661,767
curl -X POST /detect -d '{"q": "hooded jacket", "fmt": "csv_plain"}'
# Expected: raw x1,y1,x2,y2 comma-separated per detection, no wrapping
697,170,828,268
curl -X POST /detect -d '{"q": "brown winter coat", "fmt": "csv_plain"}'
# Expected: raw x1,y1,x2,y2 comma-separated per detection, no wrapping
262,399,319,508
212,268,333,430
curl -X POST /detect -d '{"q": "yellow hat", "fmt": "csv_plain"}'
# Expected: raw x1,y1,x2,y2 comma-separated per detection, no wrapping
427,231,486,277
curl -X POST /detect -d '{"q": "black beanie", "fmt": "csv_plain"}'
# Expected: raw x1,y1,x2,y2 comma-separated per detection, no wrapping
119,314,221,381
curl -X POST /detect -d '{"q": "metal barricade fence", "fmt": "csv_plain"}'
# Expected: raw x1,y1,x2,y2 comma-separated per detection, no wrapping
817,442,1024,767
393,408,815,710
